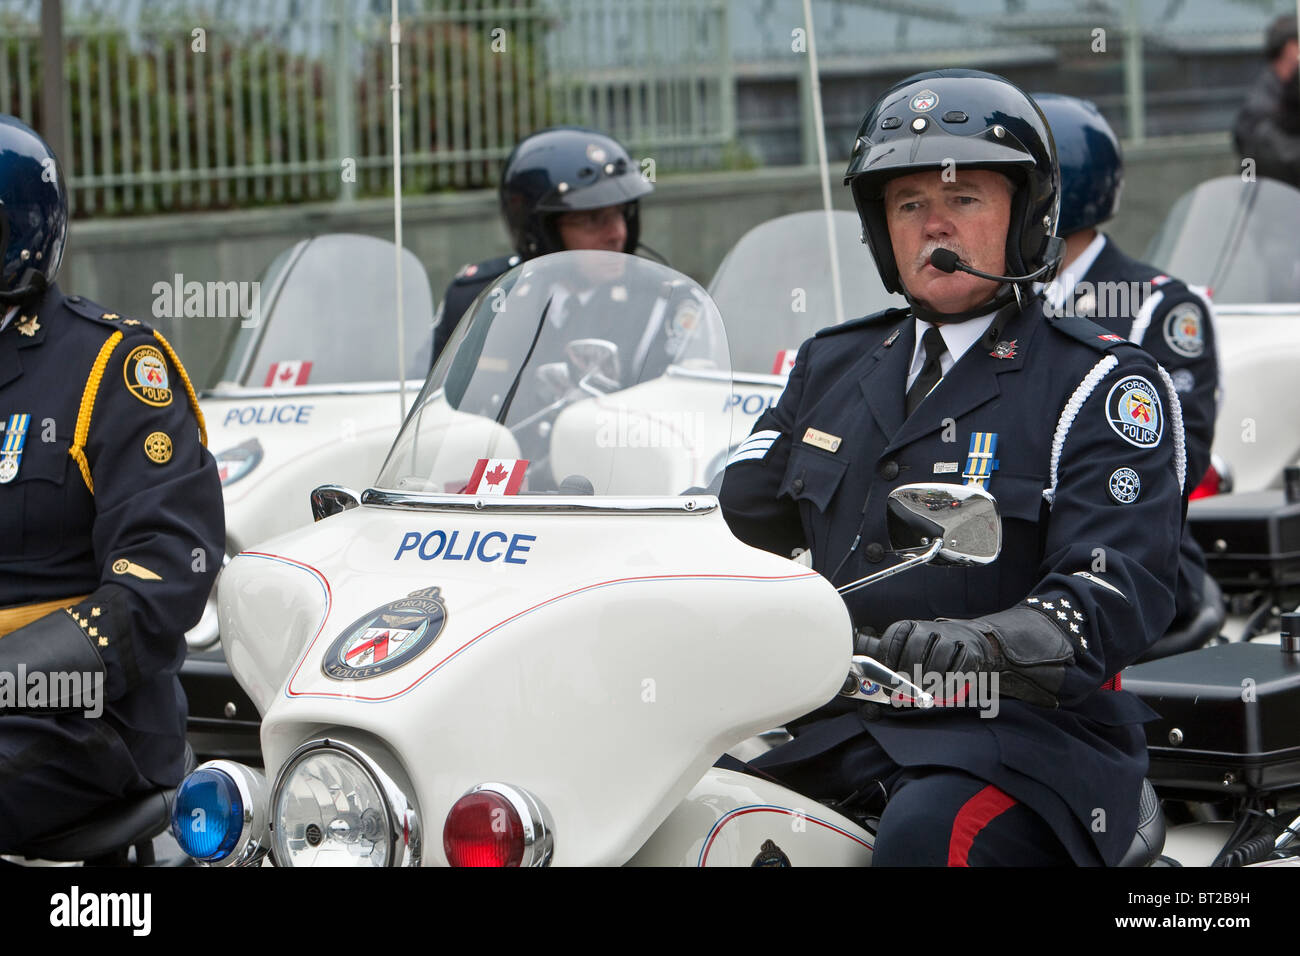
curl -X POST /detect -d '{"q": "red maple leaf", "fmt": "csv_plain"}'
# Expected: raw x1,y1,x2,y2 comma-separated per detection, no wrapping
278,365,295,381
484,463,509,486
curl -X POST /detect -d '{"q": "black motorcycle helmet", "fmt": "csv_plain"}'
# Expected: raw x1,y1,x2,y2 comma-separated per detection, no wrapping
844,70,1063,310
1033,93,1122,237
0,114,67,304
499,127,653,259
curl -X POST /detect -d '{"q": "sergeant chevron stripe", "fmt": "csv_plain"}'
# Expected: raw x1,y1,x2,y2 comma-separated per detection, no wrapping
727,429,780,466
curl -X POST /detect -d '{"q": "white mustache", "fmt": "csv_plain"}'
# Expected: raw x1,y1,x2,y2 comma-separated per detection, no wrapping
915,242,970,271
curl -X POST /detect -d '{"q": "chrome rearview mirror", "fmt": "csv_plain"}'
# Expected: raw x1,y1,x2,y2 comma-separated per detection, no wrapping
535,362,573,402
886,482,1001,566
565,338,621,392
836,482,1001,597
311,484,361,522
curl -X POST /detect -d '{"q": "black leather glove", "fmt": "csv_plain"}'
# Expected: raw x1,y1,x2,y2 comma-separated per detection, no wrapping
0,609,106,716
870,606,1076,708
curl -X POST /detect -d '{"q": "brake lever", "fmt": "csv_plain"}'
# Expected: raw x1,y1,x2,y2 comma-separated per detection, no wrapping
837,655,934,708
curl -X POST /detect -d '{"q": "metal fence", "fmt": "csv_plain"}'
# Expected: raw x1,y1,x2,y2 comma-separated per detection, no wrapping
0,0,734,216
1,0,1292,216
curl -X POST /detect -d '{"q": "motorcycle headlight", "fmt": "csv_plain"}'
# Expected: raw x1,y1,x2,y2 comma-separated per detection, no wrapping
271,739,420,868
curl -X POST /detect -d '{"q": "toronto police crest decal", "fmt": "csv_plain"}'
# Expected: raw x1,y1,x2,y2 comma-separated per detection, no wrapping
909,89,938,112
751,839,792,867
1105,375,1163,449
323,586,447,680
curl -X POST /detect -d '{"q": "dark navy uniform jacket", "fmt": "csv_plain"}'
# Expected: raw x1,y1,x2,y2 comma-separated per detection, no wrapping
432,253,520,364
1072,235,1218,619
719,298,1185,866
0,285,224,785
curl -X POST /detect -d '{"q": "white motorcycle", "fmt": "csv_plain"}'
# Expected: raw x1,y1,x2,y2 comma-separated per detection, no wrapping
166,251,1300,868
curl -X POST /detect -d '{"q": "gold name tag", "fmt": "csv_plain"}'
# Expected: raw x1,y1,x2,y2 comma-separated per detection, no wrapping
802,428,842,453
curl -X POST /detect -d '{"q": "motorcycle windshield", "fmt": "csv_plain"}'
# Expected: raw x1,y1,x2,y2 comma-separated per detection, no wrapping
374,250,734,497
1145,176,1300,305
708,210,899,375
214,233,436,387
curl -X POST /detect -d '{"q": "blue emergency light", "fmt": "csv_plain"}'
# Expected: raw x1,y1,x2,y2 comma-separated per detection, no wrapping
171,767,244,862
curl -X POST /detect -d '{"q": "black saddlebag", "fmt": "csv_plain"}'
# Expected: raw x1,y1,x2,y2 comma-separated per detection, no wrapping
1187,490,1300,596
1124,642,1300,796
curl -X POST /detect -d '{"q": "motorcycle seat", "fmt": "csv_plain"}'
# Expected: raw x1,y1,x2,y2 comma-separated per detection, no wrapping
1116,777,1165,867
1136,575,1224,663
11,743,195,865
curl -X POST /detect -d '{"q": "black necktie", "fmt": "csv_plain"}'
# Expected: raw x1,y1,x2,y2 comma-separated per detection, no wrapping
905,325,947,418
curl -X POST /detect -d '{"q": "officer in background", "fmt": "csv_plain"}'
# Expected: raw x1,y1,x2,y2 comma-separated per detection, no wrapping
432,126,656,363
1035,93,1219,634
720,71,1185,866
1233,14,1300,190
0,116,224,851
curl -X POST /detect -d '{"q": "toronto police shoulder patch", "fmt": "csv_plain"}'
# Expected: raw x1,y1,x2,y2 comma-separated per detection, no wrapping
323,586,447,680
123,344,173,407
1105,375,1163,449
1163,301,1205,358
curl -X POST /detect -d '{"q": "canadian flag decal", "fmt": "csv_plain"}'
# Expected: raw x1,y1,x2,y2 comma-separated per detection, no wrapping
264,360,313,387
465,458,529,495
771,350,797,375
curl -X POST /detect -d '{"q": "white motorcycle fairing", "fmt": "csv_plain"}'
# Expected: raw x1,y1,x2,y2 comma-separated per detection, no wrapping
218,499,852,866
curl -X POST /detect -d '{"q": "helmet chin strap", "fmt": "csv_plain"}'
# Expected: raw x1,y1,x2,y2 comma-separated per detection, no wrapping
0,269,47,306
906,282,1024,325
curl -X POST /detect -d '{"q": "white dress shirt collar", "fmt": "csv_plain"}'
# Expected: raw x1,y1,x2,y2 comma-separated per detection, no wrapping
906,311,998,389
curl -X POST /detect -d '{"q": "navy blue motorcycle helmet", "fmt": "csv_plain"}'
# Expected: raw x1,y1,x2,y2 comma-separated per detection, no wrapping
0,114,68,304
844,69,1063,300
499,127,653,259
1032,93,1123,237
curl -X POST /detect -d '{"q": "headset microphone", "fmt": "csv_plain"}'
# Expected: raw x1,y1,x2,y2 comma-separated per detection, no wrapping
928,247,1057,284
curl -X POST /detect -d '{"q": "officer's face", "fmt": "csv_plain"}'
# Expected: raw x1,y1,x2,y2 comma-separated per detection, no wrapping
883,169,1013,315
556,203,629,253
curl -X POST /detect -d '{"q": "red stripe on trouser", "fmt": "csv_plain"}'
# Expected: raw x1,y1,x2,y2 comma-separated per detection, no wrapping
947,784,1018,866
1101,673,1122,691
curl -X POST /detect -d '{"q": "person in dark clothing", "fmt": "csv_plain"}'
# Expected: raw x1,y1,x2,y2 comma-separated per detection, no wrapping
1233,14,1300,188
720,70,1185,866
1035,93,1219,634
431,127,655,364
0,115,224,851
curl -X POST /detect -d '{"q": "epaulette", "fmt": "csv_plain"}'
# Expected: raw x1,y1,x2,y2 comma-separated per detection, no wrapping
61,293,209,463
1045,312,1133,353
814,306,910,338
452,254,520,286
62,294,152,332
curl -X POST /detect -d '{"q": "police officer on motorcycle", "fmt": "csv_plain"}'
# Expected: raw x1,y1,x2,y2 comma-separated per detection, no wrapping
1034,93,1221,640
720,71,1185,866
0,116,224,852
431,126,656,362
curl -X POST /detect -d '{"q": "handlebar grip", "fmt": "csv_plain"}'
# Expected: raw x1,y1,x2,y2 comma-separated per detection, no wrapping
853,628,882,659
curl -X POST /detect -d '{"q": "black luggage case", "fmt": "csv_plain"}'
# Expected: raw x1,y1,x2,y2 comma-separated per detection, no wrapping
1124,642,1300,796
1187,490,1300,594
